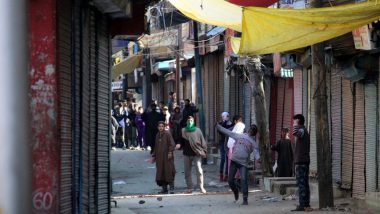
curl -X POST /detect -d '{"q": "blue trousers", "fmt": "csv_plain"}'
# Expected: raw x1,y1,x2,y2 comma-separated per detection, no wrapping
295,164,310,208
219,144,227,175
228,160,248,199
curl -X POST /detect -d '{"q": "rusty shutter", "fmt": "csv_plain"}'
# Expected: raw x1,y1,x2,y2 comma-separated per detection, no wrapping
223,58,230,112
96,12,111,213
293,69,303,115
57,0,73,212
283,79,293,135
309,69,317,173
330,71,342,184
365,83,377,193
353,83,365,199
341,79,354,189
302,69,308,124
275,78,286,142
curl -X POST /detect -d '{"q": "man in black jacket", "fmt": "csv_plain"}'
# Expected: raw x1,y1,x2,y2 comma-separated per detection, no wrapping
180,99,198,128
292,114,312,212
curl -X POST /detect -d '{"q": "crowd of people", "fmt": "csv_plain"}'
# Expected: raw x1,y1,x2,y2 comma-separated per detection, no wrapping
110,93,311,210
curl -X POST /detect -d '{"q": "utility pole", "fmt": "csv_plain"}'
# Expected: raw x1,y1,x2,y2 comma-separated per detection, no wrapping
193,21,205,134
311,0,334,209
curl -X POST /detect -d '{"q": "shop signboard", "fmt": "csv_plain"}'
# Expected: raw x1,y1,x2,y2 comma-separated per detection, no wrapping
112,81,123,91
352,25,373,50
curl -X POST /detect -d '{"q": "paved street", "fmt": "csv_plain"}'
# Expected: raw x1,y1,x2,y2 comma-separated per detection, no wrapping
109,149,377,214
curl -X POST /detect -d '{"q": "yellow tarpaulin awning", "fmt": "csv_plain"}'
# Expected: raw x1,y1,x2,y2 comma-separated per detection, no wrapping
168,0,242,32
169,0,380,55
112,54,142,80
232,0,380,55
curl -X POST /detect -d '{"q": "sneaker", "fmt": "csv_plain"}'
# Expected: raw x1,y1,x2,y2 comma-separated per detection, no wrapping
147,146,151,151
111,147,116,151
200,187,206,194
241,200,248,205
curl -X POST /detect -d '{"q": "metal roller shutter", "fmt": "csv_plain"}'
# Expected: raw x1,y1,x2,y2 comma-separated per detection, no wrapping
72,0,82,212
275,78,285,143
96,13,111,213
244,82,251,127
293,69,303,115
223,58,230,112
364,83,377,193
309,68,317,173
89,9,97,211
302,69,308,125
283,79,293,135
57,0,73,212
353,83,365,199
81,6,91,211
330,71,342,184
341,79,354,189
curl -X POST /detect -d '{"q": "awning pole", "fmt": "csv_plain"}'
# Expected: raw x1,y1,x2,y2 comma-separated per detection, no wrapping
0,0,31,213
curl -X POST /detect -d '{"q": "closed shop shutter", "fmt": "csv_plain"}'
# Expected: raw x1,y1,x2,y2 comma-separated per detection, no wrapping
229,74,237,115
72,0,82,212
244,82,251,127
81,6,91,211
223,58,230,112
302,69,308,124
89,9,97,211
341,79,354,189
275,78,285,142
293,69,303,115
57,0,73,212
353,83,365,199
364,83,377,193
309,69,317,173
96,13,111,213
330,71,342,184
283,79,293,137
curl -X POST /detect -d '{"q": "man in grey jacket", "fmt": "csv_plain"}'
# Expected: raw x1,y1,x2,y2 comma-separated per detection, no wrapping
216,123,260,205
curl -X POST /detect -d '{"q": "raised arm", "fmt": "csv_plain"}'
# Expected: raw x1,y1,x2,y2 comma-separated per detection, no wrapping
215,124,240,140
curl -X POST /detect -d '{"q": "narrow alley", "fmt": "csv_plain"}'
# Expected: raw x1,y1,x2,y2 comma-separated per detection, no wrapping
2,0,380,214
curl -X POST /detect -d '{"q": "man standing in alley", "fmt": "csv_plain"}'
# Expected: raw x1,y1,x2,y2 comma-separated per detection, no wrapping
216,123,259,205
151,121,176,194
176,116,207,194
292,114,312,212
113,102,127,149
216,112,233,182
